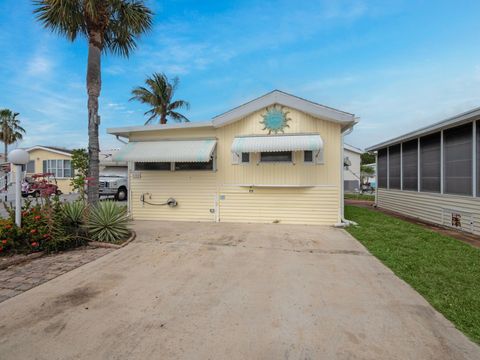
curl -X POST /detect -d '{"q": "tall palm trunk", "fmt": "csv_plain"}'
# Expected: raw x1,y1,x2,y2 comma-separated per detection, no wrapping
86,31,102,205
3,141,7,200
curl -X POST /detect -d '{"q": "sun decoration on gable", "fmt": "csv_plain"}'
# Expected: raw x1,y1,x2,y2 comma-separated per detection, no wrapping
260,105,291,134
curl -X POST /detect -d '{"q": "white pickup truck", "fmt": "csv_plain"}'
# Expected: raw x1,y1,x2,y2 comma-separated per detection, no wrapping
99,149,128,201
99,175,127,201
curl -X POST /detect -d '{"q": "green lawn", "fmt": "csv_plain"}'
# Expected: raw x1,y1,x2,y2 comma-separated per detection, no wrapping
345,205,480,344
344,193,375,201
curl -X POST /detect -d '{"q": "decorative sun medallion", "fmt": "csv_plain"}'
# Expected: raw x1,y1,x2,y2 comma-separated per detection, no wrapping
260,105,291,134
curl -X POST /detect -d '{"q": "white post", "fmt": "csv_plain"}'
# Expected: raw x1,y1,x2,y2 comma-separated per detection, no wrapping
473,121,476,197
440,130,444,194
400,143,403,190
8,149,30,228
15,164,22,227
417,138,421,192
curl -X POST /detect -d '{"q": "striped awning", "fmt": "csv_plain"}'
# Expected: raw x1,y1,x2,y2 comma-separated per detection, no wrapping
231,134,323,153
113,139,217,163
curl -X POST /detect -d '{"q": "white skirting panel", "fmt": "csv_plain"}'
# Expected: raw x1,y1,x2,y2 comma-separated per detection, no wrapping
377,188,480,235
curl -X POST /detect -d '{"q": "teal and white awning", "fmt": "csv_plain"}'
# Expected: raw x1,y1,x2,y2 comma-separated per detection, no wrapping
231,134,323,153
113,139,217,162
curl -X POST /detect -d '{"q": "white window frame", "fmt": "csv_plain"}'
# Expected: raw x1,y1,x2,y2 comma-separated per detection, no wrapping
43,159,72,178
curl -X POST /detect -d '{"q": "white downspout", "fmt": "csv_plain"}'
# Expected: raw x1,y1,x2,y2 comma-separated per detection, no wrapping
336,120,358,227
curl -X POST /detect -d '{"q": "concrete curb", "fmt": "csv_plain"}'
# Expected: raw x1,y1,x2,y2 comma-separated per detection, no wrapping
88,230,136,249
0,252,44,270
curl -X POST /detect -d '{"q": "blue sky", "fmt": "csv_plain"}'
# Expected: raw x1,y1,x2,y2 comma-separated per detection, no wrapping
1,0,480,150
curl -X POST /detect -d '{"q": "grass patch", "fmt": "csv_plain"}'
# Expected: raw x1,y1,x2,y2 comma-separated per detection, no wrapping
345,205,480,344
344,193,375,201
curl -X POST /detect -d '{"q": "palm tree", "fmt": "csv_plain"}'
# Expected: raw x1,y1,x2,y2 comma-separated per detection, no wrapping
130,73,190,124
0,109,25,160
33,1,153,205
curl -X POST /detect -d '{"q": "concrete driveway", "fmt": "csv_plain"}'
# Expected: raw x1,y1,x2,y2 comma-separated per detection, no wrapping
0,221,478,359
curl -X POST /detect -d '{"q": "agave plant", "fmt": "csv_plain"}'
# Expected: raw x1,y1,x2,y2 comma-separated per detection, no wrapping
87,201,130,243
62,201,87,227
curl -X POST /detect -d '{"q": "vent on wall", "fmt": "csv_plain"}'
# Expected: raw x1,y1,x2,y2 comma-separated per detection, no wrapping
442,208,474,233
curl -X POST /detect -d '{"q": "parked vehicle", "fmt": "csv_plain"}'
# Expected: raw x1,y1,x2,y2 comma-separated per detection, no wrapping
22,173,62,197
99,175,128,201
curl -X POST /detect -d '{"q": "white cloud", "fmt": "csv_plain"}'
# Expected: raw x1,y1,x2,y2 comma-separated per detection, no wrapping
104,65,126,75
26,54,53,76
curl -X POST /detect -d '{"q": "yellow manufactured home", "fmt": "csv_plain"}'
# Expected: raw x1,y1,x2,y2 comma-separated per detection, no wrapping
24,146,74,194
108,91,357,225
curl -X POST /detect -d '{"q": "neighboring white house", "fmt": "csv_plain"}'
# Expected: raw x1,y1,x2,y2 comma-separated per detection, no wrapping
344,143,363,192
366,106,480,235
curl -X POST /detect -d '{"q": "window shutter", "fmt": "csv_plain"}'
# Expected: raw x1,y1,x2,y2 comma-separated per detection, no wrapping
315,150,324,164
43,160,47,173
232,152,240,165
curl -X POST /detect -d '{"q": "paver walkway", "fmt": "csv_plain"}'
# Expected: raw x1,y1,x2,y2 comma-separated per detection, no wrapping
0,247,113,302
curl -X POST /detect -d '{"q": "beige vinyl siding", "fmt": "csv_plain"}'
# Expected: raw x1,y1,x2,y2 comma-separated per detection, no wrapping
216,108,341,186
126,106,343,225
377,188,480,235
219,186,339,225
130,171,217,221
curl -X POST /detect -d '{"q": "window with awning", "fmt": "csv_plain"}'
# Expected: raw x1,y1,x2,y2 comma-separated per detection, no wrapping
231,134,324,163
113,139,217,163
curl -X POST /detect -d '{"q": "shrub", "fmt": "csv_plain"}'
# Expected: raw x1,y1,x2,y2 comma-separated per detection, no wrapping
0,218,18,254
63,201,87,227
44,199,87,252
1,198,87,255
87,201,130,243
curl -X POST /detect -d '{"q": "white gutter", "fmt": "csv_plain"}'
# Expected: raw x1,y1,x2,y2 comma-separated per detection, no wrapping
116,135,128,144
336,119,358,227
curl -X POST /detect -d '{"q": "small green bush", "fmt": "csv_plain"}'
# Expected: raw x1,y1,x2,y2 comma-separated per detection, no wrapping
87,201,130,243
63,201,86,227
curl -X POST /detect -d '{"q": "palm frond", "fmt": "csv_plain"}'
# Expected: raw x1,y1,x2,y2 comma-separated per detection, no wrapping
33,0,86,41
168,111,190,123
33,1,152,57
130,72,189,124
104,0,153,57
0,109,25,146
168,100,190,111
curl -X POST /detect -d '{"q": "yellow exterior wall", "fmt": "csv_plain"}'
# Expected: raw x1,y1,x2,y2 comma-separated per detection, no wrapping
218,186,339,225
127,107,342,224
130,171,217,222
26,149,73,194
